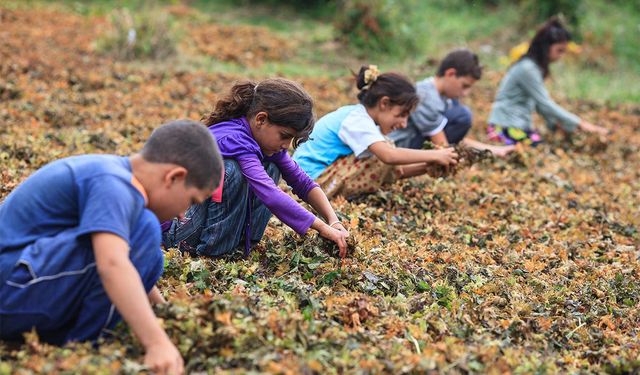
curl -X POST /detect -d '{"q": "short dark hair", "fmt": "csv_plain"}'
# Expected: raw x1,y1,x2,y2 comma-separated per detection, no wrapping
355,65,419,113
524,16,572,78
141,119,223,190
436,49,482,80
203,78,315,147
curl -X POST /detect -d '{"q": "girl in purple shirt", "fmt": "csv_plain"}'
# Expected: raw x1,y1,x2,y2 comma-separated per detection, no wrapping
163,78,349,257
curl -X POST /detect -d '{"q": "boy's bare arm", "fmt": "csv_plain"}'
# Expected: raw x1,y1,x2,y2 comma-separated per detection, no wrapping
430,131,449,147
92,232,183,375
460,138,516,157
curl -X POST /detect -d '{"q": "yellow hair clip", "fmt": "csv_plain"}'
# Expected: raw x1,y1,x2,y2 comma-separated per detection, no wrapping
363,65,379,88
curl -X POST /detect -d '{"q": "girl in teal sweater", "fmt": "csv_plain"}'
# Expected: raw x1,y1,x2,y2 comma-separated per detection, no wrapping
488,17,609,145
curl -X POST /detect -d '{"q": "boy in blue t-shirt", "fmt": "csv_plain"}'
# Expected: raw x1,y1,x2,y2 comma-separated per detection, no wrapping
0,120,223,375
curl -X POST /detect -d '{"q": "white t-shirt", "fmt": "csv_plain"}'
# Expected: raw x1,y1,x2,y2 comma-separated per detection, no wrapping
337,104,386,159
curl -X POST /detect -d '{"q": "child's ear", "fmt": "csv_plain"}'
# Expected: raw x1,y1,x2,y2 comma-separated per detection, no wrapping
445,68,457,78
254,111,269,127
164,166,188,187
378,96,391,111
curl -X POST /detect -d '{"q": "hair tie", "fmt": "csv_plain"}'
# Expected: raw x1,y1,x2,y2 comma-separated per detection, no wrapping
362,65,379,89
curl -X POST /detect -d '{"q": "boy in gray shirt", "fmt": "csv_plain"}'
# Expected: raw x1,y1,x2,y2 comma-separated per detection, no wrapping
390,49,515,157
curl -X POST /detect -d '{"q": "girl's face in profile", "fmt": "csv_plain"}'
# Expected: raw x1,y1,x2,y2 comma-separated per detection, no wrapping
375,101,411,135
549,42,568,62
251,112,297,156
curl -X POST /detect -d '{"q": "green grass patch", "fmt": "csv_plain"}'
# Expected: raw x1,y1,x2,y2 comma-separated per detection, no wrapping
14,0,640,103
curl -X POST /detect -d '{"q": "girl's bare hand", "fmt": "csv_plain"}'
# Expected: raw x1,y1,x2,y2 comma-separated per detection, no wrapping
432,147,459,166
331,222,350,235
488,144,516,158
320,226,349,258
579,120,610,137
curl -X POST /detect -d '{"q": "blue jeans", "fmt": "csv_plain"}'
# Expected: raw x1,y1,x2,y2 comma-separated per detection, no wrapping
402,100,472,149
162,159,280,257
0,212,163,344
442,100,472,145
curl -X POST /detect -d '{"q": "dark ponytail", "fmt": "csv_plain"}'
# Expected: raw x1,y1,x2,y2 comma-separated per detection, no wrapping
203,78,315,146
524,16,572,78
355,65,418,112
203,81,255,125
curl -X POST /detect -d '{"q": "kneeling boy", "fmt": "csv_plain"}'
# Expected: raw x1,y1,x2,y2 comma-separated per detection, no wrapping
389,49,515,157
0,120,223,375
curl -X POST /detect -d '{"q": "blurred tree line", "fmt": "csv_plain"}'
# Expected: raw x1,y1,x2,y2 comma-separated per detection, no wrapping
238,0,585,55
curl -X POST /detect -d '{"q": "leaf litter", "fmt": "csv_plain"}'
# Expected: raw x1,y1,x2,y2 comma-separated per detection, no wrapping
1,4,640,374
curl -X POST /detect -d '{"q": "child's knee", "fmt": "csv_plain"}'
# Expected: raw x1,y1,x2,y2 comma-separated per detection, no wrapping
223,159,242,182
458,105,473,127
264,162,281,183
446,103,472,128
222,159,252,196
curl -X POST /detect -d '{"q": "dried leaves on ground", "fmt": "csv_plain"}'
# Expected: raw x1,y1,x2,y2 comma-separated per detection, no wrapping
1,5,639,374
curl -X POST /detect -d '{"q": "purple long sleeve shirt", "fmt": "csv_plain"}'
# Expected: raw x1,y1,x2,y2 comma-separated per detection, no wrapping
210,117,318,235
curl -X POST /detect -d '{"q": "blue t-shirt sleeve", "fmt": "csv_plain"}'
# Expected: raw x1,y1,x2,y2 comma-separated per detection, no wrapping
77,175,144,242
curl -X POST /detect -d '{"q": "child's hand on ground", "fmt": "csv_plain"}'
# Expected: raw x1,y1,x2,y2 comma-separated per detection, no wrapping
148,286,167,305
145,338,184,375
331,222,350,235
579,120,610,137
431,147,459,166
487,144,517,158
320,225,349,258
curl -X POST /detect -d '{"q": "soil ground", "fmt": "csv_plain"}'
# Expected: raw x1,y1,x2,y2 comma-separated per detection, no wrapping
1,5,639,374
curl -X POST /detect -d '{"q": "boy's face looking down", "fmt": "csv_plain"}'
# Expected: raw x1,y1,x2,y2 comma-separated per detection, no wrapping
440,68,477,100
148,166,214,222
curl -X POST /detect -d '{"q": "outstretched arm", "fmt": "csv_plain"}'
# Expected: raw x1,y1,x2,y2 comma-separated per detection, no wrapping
461,138,516,157
519,61,582,132
236,156,349,256
92,232,183,375
368,141,458,166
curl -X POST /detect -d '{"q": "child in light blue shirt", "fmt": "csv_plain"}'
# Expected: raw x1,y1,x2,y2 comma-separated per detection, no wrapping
293,65,459,199
295,103,386,179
